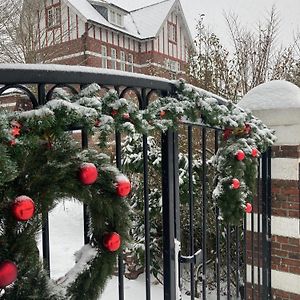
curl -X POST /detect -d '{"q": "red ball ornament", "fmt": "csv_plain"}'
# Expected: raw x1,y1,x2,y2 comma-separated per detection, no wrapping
103,232,121,252
11,196,35,221
116,176,131,197
79,163,98,185
11,120,21,137
0,260,18,288
251,148,259,158
160,110,166,118
123,113,130,120
235,150,245,161
231,178,240,189
244,123,251,135
223,128,232,140
111,109,118,117
245,202,252,213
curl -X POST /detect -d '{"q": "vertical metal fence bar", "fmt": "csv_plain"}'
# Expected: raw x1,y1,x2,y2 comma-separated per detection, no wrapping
267,148,272,299
188,125,195,300
38,83,50,276
115,131,125,300
257,159,261,296
81,128,90,244
236,226,240,298
251,208,254,299
143,134,151,300
141,89,151,300
202,127,207,299
161,130,177,300
261,151,268,299
214,131,221,300
226,225,231,300
243,215,247,300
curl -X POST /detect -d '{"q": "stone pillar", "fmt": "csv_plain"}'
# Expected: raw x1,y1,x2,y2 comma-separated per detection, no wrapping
239,80,300,299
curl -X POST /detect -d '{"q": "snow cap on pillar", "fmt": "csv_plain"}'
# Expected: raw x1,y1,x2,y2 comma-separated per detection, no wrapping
238,80,300,145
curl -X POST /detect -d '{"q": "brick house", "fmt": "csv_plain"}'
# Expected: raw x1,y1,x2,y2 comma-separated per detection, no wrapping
39,0,194,79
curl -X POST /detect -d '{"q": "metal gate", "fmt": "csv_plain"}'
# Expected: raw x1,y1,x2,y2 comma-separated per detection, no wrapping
0,64,272,300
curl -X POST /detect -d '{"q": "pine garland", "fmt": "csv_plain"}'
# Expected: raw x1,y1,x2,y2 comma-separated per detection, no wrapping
0,79,275,298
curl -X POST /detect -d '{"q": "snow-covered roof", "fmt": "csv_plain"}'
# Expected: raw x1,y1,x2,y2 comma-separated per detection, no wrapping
238,80,300,110
66,0,192,42
129,0,175,38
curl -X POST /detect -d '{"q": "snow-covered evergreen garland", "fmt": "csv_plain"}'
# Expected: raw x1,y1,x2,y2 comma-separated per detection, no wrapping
0,79,275,298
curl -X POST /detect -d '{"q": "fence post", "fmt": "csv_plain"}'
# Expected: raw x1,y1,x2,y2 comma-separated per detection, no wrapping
161,130,180,300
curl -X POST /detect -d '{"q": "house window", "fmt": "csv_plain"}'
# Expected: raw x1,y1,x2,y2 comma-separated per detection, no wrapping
111,48,117,69
116,13,123,26
101,45,107,68
168,22,177,43
165,59,180,72
46,6,61,28
109,9,123,27
120,51,125,71
128,54,134,72
110,11,116,24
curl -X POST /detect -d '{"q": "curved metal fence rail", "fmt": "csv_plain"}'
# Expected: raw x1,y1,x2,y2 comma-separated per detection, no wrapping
0,64,271,300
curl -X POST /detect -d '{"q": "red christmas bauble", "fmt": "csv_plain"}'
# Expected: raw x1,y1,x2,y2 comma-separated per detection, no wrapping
244,123,251,135
11,196,35,221
103,232,121,252
235,150,245,161
0,260,18,288
94,119,101,127
223,128,232,140
123,113,130,120
160,110,166,118
251,148,259,158
245,202,252,213
116,176,131,197
79,163,98,185
111,109,118,117
231,178,240,189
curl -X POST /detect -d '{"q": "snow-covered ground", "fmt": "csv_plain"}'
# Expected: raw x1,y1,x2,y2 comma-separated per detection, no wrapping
40,200,223,300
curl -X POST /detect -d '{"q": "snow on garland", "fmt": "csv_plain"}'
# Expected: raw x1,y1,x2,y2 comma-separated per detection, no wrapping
0,79,275,299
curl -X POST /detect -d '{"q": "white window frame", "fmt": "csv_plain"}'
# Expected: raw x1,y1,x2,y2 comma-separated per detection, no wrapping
120,51,126,71
111,48,117,69
101,45,107,68
46,6,61,28
110,10,116,24
128,53,134,72
168,22,177,43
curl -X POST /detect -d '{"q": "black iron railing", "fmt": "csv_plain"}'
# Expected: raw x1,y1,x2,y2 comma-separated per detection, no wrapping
0,64,272,300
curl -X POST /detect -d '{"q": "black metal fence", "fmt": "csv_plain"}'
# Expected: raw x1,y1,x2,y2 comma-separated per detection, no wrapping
0,64,272,299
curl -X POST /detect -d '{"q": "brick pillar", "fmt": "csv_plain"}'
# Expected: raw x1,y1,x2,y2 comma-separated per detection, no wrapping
238,80,300,300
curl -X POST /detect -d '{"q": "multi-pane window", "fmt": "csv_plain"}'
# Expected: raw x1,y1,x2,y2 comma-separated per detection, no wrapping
101,45,107,68
128,54,134,72
46,6,61,28
110,11,116,24
120,51,125,71
111,48,117,69
168,22,177,43
109,9,123,27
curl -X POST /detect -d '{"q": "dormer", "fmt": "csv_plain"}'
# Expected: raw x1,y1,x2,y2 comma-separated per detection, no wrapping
88,0,128,28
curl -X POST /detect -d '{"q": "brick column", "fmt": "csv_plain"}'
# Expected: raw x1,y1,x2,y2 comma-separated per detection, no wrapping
238,80,300,299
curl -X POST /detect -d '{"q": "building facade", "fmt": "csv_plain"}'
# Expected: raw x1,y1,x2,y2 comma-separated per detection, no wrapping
39,0,194,78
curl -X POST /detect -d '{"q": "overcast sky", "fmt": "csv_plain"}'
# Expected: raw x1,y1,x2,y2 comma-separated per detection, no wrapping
112,0,300,49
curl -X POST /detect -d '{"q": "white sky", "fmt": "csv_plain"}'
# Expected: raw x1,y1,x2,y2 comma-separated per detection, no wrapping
112,0,300,49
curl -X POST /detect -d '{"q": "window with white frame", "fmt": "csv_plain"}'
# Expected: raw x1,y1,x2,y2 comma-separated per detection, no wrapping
165,59,180,72
128,54,134,72
46,5,61,28
101,45,107,68
168,22,177,43
111,48,117,69
109,9,124,27
120,51,125,71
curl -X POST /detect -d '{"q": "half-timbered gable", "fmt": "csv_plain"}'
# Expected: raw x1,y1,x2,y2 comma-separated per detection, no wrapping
36,0,193,78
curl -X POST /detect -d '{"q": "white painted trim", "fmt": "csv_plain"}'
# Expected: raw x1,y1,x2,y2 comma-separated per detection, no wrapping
247,213,300,239
49,51,186,74
247,265,300,294
271,157,299,180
